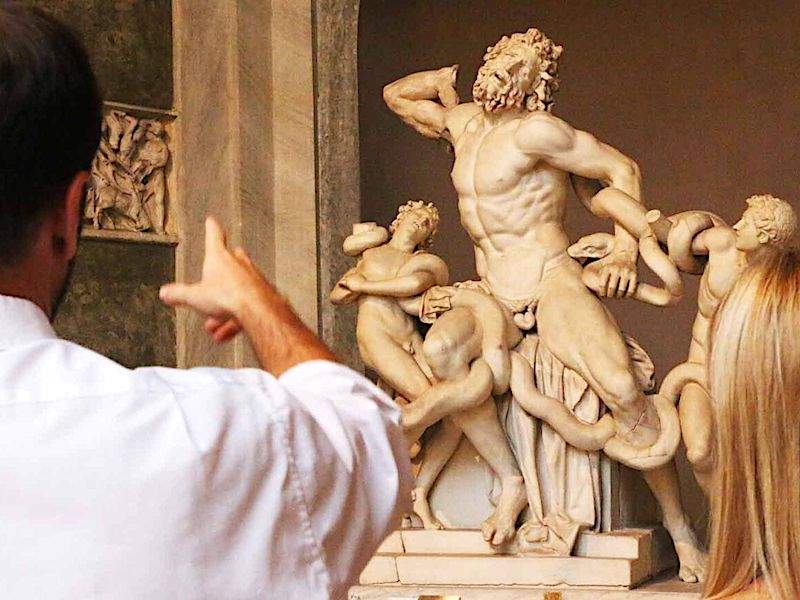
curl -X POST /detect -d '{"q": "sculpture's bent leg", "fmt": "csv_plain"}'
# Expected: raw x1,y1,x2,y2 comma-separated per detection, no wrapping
412,417,462,529
536,269,662,450
679,382,714,496
416,307,527,545
641,464,708,583
451,398,527,546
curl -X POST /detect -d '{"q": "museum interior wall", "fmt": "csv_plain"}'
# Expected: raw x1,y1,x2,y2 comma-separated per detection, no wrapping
358,0,800,537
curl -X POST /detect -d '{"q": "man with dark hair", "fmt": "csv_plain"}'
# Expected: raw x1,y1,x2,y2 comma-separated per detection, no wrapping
0,5,410,598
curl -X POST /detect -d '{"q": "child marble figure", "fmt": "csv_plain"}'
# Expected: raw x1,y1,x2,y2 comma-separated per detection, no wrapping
651,195,797,495
332,201,532,546
331,200,447,398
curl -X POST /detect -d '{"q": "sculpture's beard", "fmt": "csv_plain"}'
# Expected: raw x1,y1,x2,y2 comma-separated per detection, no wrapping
472,71,530,113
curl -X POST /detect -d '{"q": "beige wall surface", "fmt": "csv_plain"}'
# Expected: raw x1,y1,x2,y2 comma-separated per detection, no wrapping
358,0,800,532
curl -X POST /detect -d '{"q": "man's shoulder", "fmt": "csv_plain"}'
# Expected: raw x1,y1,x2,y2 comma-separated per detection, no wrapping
13,337,279,404
132,364,279,398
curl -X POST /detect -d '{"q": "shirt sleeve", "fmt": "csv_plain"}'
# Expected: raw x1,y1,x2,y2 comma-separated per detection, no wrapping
278,360,412,597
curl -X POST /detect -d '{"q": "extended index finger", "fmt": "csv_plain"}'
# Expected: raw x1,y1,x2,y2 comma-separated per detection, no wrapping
205,216,228,254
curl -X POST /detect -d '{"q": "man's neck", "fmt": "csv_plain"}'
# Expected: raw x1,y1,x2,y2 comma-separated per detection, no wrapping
0,266,53,319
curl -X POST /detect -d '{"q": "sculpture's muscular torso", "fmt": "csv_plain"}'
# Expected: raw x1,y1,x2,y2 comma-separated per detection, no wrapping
451,109,573,307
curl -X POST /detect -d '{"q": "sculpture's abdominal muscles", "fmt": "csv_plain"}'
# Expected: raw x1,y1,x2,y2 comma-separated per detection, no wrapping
453,144,571,302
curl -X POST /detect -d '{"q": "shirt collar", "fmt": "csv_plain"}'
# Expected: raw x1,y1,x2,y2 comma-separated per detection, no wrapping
0,294,57,349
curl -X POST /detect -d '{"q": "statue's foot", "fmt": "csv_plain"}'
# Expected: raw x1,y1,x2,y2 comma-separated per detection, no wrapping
604,394,681,470
481,475,527,546
662,517,707,583
411,487,444,530
675,539,707,583
518,519,548,543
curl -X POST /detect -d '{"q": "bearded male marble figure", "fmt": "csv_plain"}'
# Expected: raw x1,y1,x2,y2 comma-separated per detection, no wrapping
383,27,705,581
384,28,670,463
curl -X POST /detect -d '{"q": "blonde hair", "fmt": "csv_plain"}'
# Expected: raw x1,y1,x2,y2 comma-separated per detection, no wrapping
744,194,797,246
704,247,800,599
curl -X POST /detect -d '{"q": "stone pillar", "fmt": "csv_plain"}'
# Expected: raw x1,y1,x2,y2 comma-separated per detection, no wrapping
313,0,363,369
173,0,318,368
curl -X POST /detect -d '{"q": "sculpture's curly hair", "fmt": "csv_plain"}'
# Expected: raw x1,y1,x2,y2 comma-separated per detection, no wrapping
476,27,563,112
744,194,797,246
390,200,440,249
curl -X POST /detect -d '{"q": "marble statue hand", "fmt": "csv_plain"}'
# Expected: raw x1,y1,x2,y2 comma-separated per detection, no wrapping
338,272,367,292
590,248,638,299
436,65,460,108
569,231,683,307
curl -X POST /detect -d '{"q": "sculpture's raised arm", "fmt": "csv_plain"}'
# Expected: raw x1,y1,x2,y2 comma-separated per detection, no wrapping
383,65,460,140
384,65,484,145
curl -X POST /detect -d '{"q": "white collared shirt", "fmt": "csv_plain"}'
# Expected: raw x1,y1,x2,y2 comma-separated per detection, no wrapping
0,295,411,599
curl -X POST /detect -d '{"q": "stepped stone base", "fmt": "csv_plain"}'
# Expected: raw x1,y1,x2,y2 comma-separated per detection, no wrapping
358,528,679,590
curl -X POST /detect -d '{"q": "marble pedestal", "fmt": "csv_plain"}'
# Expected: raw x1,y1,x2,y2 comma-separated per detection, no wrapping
350,570,701,600
359,528,679,591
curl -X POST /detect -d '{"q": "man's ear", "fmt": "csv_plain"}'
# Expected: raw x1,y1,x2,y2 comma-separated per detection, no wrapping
757,230,770,244
56,171,89,260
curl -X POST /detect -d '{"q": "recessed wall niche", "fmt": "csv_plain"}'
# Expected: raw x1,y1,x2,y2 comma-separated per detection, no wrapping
53,239,176,368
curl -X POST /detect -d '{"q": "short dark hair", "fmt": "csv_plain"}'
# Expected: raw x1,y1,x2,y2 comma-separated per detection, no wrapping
0,3,101,265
